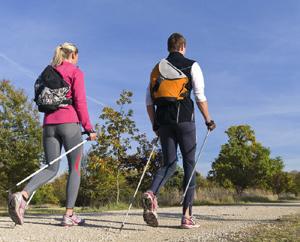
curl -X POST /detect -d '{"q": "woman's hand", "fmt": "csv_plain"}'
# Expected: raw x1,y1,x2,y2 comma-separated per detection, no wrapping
88,132,97,141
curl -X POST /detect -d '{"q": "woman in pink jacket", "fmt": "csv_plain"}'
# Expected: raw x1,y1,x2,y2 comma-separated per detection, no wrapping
8,42,97,226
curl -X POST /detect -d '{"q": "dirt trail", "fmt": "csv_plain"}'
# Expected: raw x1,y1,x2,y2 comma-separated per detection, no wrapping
0,202,299,242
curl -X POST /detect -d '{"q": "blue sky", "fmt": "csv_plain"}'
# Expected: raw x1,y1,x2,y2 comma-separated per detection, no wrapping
0,0,299,175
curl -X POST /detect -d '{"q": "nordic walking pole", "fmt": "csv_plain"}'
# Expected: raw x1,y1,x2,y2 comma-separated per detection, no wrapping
25,191,36,209
6,139,88,192
120,137,159,232
180,130,210,205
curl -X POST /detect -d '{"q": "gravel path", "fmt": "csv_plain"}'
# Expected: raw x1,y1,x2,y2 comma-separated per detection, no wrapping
0,202,299,242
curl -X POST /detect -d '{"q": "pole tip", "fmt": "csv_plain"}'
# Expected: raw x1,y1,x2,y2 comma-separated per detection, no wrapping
119,223,124,232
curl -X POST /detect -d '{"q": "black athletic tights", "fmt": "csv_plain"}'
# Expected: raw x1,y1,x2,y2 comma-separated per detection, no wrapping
150,122,196,216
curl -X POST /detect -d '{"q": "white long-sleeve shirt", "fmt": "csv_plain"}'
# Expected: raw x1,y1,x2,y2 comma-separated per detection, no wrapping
145,62,207,105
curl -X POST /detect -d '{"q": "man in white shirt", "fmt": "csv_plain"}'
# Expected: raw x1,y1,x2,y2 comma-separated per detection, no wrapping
143,33,216,229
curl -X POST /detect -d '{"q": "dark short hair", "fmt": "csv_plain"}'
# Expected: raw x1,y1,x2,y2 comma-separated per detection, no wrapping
167,33,186,52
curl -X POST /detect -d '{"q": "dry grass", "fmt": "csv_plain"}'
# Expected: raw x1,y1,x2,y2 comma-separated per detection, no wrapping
158,187,296,206
227,214,300,241
195,187,236,204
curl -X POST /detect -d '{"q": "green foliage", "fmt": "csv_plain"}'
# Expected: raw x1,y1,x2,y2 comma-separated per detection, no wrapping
31,183,59,205
0,80,42,203
80,90,160,206
164,166,184,191
125,144,162,193
208,125,284,194
195,172,210,188
162,166,207,192
95,90,139,162
294,172,300,196
80,155,130,207
271,171,295,195
89,90,140,204
51,173,67,206
289,171,300,196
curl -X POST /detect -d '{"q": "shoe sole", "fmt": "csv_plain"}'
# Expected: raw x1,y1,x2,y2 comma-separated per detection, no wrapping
62,223,78,227
143,212,158,227
61,222,85,227
142,195,158,227
61,219,85,227
180,224,200,229
61,222,78,227
8,195,23,225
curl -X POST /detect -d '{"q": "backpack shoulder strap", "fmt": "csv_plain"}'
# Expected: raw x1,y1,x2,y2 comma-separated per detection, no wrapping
150,63,160,80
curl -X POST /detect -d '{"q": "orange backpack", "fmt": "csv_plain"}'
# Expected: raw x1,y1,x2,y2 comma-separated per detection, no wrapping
150,59,189,105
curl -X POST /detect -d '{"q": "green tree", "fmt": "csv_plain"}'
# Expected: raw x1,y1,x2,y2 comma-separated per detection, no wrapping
294,172,300,196
208,125,284,195
289,171,300,196
123,135,162,194
83,90,152,206
0,80,42,203
271,171,295,195
164,166,184,191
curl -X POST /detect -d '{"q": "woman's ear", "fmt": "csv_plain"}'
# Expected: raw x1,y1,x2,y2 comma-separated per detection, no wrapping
70,52,78,64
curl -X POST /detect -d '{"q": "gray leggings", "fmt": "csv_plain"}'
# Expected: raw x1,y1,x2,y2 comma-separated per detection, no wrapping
150,122,196,215
24,123,83,208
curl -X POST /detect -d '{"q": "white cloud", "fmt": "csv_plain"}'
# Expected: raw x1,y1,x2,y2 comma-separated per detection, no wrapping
0,52,36,79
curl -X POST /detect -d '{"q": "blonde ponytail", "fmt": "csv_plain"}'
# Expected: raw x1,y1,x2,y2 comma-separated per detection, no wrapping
51,42,78,67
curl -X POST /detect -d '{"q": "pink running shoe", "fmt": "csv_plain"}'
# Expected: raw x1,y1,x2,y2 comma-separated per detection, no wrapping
181,216,200,229
142,191,158,227
8,192,27,225
62,213,85,227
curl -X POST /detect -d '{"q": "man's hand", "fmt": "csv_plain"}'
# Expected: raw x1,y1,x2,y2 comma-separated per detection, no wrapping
205,120,216,131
